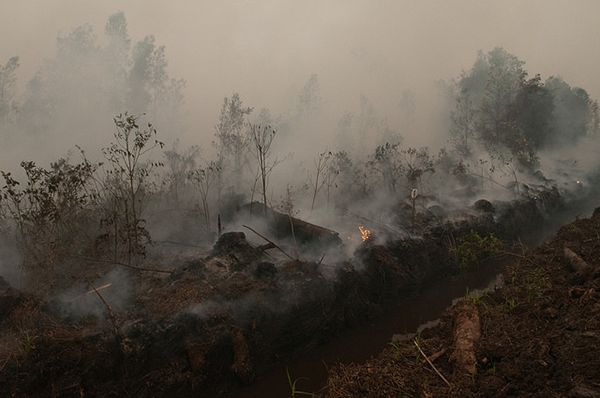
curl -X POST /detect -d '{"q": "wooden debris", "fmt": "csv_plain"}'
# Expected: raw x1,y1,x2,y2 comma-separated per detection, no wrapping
414,339,451,387
257,242,276,252
70,283,112,302
449,300,481,376
240,202,342,247
564,247,590,273
87,279,121,346
423,347,447,364
243,224,295,260
77,256,174,273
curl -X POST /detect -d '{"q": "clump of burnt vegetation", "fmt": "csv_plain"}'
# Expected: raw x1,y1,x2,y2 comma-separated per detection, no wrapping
1,13,600,397
0,112,165,291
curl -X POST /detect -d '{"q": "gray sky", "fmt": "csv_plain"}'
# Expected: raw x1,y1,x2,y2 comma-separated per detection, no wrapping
2,0,600,148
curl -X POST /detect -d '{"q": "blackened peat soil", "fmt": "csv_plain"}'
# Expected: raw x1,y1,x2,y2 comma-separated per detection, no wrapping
321,207,600,398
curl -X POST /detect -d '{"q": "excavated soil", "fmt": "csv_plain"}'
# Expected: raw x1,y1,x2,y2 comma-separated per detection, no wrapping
0,193,591,397
321,207,600,398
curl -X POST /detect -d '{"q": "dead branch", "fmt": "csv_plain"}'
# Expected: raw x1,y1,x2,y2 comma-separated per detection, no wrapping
243,224,296,260
70,283,112,302
154,240,204,248
76,256,173,274
87,279,121,344
257,242,276,252
414,340,451,387
423,348,448,364
317,253,326,266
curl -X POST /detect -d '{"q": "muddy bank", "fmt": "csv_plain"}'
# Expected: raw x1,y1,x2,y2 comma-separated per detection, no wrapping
0,190,583,397
232,257,506,398
321,206,600,397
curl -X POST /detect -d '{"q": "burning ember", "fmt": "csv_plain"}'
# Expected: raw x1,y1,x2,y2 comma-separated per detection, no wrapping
359,226,371,242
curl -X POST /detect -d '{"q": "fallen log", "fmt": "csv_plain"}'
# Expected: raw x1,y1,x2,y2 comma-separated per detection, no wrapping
449,300,481,377
239,202,342,247
564,247,590,273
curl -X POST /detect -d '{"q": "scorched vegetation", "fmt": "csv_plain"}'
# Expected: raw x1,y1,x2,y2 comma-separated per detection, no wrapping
0,12,599,398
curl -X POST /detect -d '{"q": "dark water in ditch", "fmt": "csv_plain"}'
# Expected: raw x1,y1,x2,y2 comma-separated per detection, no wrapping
227,203,596,398
227,258,507,398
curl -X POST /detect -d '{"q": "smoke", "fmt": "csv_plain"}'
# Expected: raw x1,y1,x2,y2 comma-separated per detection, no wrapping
47,268,133,322
1,2,600,288
2,2,600,168
185,277,333,327
0,234,24,289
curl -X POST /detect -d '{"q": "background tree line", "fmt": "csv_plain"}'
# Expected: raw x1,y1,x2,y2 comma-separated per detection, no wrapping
447,47,599,169
1,24,599,275
0,11,185,141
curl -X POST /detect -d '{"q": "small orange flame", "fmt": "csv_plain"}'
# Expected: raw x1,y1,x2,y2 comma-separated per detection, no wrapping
359,226,371,242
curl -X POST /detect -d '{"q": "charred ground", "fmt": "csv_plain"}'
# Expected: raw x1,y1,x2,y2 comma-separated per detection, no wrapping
321,207,600,398
0,185,584,398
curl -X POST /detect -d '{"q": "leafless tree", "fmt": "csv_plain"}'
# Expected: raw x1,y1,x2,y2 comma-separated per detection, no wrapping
247,124,282,217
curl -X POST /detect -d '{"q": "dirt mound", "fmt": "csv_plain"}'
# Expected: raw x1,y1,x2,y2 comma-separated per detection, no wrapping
322,207,600,397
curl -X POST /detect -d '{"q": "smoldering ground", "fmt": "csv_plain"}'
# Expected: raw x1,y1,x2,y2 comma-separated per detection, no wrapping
2,6,600,398
0,236,24,290
44,268,133,322
0,3,600,360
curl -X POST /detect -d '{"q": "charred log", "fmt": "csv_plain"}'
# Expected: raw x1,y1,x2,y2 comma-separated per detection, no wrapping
449,300,481,377
239,202,342,249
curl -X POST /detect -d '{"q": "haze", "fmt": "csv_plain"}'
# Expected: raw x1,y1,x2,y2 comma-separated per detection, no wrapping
2,0,600,159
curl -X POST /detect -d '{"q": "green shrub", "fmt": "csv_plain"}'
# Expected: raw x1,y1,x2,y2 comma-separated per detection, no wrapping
449,230,503,270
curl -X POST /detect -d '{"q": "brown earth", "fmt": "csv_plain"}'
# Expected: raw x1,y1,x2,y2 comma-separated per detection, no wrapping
0,191,589,398
321,207,600,398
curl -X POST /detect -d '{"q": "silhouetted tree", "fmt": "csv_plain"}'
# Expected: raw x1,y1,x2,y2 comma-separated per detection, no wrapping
378,120,403,148
247,123,280,217
357,94,378,153
545,76,593,145
101,113,164,263
0,56,19,127
589,100,600,136
331,150,363,202
104,12,131,112
449,89,478,158
129,36,157,113
367,142,404,195
213,92,253,194
308,150,333,211
400,147,435,188
295,74,321,132
189,161,220,232
18,14,184,137
457,50,489,106
478,47,527,148
334,111,354,153
504,75,553,167
162,139,199,207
